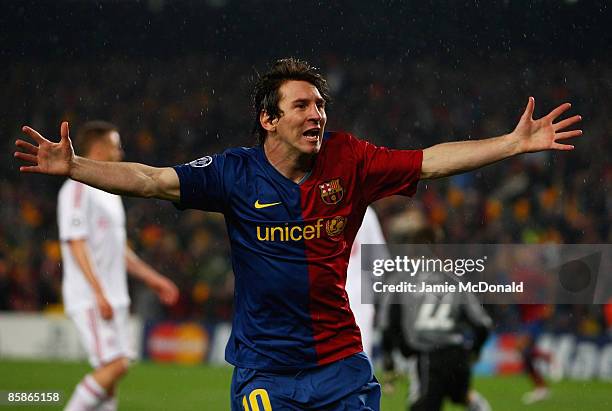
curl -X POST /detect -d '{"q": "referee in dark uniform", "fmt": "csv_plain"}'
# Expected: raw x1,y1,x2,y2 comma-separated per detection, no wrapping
380,229,492,411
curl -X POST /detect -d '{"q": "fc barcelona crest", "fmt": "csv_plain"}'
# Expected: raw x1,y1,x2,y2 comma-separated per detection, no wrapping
319,179,344,205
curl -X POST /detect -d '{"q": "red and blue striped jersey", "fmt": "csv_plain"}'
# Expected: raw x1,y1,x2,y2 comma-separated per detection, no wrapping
173,131,422,371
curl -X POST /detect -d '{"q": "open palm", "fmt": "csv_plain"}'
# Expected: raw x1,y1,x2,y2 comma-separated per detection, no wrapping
514,97,582,153
14,121,74,176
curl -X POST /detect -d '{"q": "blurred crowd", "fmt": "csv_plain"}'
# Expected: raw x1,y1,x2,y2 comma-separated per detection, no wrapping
1,53,610,335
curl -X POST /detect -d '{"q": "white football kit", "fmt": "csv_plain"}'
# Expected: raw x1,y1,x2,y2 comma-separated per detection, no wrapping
346,206,386,358
58,179,132,366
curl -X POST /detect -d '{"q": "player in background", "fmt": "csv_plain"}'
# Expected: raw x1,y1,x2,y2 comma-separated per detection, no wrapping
15,58,581,410
518,304,554,404
510,249,555,404
58,121,179,411
379,228,492,411
346,206,387,358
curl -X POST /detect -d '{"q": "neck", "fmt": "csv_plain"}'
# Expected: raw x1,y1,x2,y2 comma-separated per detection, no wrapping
263,139,316,184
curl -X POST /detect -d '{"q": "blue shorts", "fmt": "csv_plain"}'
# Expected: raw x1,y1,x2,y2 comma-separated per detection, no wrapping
231,352,381,410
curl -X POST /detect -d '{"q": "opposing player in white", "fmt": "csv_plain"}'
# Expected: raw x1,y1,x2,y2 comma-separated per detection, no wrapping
58,121,179,411
346,206,386,358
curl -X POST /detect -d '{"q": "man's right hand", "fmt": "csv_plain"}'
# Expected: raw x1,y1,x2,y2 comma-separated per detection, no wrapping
15,121,74,176
95,292,113,320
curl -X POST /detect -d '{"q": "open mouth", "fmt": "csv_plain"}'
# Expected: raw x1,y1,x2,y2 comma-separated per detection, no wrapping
303,128,321,140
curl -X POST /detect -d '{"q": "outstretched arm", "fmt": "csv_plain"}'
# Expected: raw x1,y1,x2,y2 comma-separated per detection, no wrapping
420,98,582,179
14,122,180,201
125,247,179,306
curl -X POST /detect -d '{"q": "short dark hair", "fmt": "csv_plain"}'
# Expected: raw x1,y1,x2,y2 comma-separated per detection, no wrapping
75,120,118,155
251,58,331,145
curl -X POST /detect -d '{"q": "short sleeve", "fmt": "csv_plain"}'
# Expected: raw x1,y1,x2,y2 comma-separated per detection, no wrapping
58,181,89,241
172,154,229,212
351,136,422,204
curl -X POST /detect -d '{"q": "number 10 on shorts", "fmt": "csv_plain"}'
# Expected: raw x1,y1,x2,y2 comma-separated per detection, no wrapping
242,388,272,411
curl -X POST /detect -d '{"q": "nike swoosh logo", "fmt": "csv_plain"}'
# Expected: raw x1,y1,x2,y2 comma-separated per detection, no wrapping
254,200,282,209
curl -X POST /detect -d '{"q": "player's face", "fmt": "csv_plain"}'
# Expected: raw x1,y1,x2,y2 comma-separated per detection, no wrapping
273,80,327,156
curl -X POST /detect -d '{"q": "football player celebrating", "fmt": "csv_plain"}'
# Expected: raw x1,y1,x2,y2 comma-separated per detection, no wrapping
16,58,581,410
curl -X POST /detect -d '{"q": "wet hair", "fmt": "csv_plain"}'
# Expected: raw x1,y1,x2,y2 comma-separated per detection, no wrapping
74,120,118,155
251,58,331,145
